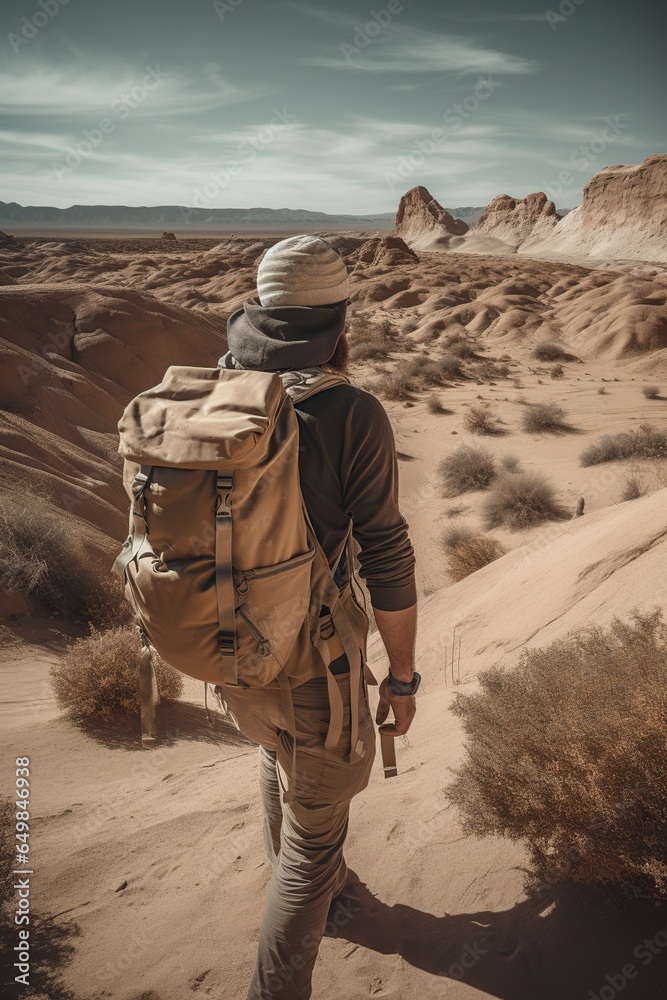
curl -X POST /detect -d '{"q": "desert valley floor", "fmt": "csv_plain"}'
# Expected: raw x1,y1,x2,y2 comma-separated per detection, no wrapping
1,220,667,999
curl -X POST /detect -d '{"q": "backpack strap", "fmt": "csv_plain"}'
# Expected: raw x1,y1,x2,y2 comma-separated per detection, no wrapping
280,367,350,406
138,623,159,746
215,473,238,685
113,464,153,576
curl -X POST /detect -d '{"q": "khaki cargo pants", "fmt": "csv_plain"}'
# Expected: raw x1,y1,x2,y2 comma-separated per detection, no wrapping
218,670,375,999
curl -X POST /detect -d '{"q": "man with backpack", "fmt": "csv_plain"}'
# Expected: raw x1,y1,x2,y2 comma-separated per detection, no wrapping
218,235,418,998
115,234,417,999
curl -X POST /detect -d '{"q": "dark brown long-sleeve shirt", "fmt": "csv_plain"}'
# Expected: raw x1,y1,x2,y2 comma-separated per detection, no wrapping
294,383,416,612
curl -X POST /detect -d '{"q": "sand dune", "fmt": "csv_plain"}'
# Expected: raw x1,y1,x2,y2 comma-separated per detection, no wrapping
0,284,226,614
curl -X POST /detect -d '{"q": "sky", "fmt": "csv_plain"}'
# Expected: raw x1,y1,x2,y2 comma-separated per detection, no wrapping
0,0,664,213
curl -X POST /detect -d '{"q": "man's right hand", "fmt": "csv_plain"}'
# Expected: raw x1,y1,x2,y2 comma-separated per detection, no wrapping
375,676,416,737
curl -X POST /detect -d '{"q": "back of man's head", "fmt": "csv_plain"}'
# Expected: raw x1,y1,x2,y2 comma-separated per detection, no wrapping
257,235,350,308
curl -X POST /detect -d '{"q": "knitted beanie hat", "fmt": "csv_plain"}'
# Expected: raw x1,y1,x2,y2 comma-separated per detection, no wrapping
256,235,350,307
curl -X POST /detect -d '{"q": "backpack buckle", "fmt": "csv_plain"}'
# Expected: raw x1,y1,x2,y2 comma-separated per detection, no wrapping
218,632,237,656
216,474,233,518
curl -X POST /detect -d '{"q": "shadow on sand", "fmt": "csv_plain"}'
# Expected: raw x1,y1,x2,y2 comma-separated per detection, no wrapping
73,700,253,752
1,913,82,1000
331,874,667,999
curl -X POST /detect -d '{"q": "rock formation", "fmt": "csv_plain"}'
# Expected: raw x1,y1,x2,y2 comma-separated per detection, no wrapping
395,186,469,249
348,235,419,268
475,191,561,249
529,154,667,263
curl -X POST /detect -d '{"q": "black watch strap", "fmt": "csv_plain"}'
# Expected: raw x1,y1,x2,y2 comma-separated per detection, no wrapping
388,671,421,696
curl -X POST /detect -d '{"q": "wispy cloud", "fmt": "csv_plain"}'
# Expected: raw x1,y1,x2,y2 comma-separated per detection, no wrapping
0,65,267,119
300,26,538,75
443,12,550,23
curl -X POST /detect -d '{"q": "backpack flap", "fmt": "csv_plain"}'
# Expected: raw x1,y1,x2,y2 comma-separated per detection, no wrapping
118,366,286,469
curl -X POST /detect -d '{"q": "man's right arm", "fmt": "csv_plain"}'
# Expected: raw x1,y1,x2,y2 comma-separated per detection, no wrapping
340,390,418,736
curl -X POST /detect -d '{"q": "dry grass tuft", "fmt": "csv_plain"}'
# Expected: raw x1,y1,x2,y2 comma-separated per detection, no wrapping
500,454,521,473
443,335,478,360
533,342,577,362
550,364,565,380
374,354,464,400
51,626,183,719
463,403,502,436
447,610,667,902
642,385,662,400
439,445,496,497
521,401,571,434
348,316,412,362
441,526,507,581
483,471,565,530
0,493,131,627
620,473,645,502
426,393,453,415
580,424,667,466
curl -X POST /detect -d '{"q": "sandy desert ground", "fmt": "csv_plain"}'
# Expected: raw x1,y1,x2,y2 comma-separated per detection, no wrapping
1,156,667,1000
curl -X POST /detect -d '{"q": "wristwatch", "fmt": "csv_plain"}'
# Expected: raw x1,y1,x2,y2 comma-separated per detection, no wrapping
387,671,421,696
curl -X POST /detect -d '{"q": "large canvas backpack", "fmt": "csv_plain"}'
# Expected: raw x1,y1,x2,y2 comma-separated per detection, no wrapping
114,365,372,790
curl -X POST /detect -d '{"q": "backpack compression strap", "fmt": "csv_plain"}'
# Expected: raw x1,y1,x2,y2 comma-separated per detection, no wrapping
112,465,159,745
215,473,238,685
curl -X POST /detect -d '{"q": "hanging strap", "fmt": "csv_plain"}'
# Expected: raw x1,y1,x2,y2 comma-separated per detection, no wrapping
215,473,238,685
113,464,153,576
138,624,159,747
380,733,398,779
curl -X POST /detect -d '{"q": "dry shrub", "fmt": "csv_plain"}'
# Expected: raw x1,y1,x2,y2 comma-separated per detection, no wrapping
349,339,387,362
580,424,667,466
51,626,183,719
426,393,453,415
0,799,13,911
348,316,412,362
443,335,477,360
447,611,667,902
500,454,521,473
533,342,577,362
439,445,496,497
373,368,415,401
550,364,565,379
483,471,564,530
620,474,645,501
438,353,465,379
464,403,501,435
375,355,463,400
0,493,130,627
642,385,662,400
442,526,506,581
521,401,570,434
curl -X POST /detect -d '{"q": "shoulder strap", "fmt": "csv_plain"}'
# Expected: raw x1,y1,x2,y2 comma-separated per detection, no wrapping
279,367,350,406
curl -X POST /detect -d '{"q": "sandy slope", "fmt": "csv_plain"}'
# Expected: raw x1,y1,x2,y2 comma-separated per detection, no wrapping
2,492,667,1000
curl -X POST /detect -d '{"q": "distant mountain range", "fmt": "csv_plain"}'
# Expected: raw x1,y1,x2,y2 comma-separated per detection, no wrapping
0,201,397,231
